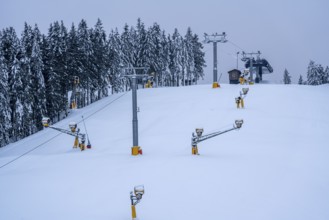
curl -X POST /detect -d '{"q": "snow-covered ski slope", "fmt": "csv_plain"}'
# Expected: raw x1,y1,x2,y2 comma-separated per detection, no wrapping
0,84,329,220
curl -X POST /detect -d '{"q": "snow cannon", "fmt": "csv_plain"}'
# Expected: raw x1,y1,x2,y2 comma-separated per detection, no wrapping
69,122,77,132
234,120,243,129
235,96,243,108
191,120,244,155
42,117,51,127
242,88,249,95
40,117,86,151
130,185,145,220
134,185,145,200
236,88,248,108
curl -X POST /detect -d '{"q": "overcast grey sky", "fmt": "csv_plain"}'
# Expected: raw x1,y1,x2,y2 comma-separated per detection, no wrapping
1,0,328,84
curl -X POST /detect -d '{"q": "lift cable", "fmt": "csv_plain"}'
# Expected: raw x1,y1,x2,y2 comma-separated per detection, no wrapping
227,40,245,52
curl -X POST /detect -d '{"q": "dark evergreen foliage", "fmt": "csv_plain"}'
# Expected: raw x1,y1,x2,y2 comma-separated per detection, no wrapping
283,69,291,84
0,18,206,147
322,66,329,84
0,32,12,147
298,75,304,85
307,60,326,86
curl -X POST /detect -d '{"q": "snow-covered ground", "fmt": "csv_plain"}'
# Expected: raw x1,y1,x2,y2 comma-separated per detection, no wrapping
0,84,329,220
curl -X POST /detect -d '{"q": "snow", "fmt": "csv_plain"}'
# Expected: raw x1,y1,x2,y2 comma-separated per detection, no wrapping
0,84,329,220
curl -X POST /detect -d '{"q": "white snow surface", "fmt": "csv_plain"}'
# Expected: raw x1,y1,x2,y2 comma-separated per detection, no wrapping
0,84,329,220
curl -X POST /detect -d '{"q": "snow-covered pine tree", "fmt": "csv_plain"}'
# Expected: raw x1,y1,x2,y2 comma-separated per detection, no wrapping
90,18,110,100
169,29,183,87
176,30,187,86
184,27,195,85
307,60,322,85
67,23,80,107
160,31,170,86
108,28,124,93
119,23,142,90
283,68,291,84
20,23,38,135
120,23,132,69
317,64,325,85
77,19,93,106
192,33,206,83
46,22,68,121
0,27,26,141
184,27,194,85
40,34,52,116
118,24,132,91
58,21,69,113
147,22,168,87
120,19,148,73
322,66,329,84
298,75,304,85
25,24,47,132
10,57,24,140
167,34,175,87
0,34,12,147
135,18,148,68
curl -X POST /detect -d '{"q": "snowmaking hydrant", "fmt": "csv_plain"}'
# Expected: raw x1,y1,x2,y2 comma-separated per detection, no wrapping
130,185,145,220
42,117,91,151
235,88,249,109
191,120,244,155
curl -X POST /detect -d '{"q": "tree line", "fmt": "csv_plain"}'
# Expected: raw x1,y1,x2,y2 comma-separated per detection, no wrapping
0,18,206,147
283,60,329,85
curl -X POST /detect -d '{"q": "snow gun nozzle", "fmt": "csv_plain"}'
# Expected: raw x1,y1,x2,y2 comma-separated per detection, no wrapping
195,128,204,137
235,120,243,129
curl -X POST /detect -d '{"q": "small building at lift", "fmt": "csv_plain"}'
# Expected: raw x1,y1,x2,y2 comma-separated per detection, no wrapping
228,69,242,84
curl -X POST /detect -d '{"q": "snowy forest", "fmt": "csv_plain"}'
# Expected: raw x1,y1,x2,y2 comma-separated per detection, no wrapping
0,18,206,147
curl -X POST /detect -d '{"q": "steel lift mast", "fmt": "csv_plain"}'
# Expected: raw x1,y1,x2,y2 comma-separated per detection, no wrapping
204,32,227,88
123,66,150,156
191,120,244,155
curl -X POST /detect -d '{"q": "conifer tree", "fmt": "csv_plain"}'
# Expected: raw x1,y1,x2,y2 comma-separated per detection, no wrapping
184,27,195,85
29,25,46,131
0,38,12,147
20,23,35,134
46,22,68,121
307,60,322,85
147,22,168,87
77,19,93,106
322,66,329,84
66,23,79,103
0,27,24,140
11,46,28,139
90,18,109,100
108,28,124,93
121,19,148,70
135,18,148,68
192,34,206,83
169,29,183,87
298,75,304,85
119,24,139,90
283,69,291,84
176,31,187,86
